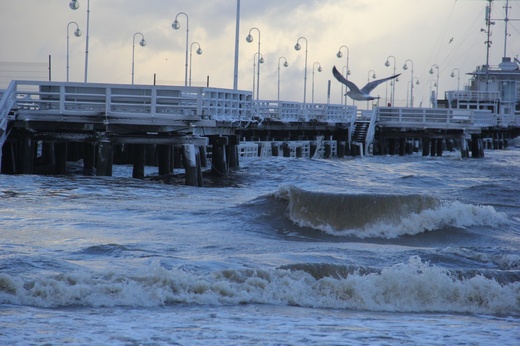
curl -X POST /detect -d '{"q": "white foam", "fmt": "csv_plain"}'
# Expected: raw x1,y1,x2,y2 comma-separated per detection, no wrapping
1,257,518,315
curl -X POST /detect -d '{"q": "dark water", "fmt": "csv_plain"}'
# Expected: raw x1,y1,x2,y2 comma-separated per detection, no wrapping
1,148,519,345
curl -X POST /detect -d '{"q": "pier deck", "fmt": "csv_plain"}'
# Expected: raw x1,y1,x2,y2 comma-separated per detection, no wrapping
1,80,518,185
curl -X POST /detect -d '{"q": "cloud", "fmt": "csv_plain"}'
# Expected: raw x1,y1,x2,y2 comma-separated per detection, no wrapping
0,0,517,107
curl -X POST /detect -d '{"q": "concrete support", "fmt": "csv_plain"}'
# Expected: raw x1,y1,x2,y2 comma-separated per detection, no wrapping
399,138,406,156
199,146,208,168
282,143,291,157
337,141,346,158
227,136,240,169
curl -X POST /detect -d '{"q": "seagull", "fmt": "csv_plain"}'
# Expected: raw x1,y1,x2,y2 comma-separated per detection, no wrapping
332,66,400,101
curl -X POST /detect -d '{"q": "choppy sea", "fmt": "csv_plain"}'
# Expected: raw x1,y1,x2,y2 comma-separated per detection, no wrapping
1,145,519,345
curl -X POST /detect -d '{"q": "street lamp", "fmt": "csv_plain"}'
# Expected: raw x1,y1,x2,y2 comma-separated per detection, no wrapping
429,79,438,107
277,57,288,101
69,0,89,82
367,69,376,108
337,45,350,105
403,59,414,107
189,42,202,87
172,12,189,86
66,21,81,82
131,32,146,85
385,55,397,106
429,64,440,107
312,62,322,104
451,67,460,90
252,52,264,99
407,77,420,107
246,27,261,100
294,37,308,105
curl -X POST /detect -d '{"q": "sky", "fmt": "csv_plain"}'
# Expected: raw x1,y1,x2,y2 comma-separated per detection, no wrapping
1,0,519,107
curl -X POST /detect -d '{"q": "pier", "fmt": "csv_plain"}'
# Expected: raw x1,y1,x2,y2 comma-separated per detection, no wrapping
1,79,519,186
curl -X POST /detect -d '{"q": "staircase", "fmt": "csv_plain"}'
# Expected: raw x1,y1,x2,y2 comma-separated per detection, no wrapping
351,121,370,143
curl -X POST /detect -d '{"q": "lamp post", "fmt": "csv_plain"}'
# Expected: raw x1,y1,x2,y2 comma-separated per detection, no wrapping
429,64,440,107
342,66,349,105
429,79,438,107
385,55,397,106
277,57,288,101
312,62,322,104
252,52,264,99
69,0,89,82
337,45,350,105
246,27,261,100
172,12,189,86
403,59,414,107
189,42,202,87
294,37,308,105
367,69,376,108
131,32,146,85
66,21,81,82
451,68,460,90
407,77,420,107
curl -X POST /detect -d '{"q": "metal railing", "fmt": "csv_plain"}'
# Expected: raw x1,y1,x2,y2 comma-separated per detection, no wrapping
251,100,356,124
6,80,253,126
376,106,496,129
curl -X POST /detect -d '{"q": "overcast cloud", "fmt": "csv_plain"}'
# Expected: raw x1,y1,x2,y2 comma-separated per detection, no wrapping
1,0,518,107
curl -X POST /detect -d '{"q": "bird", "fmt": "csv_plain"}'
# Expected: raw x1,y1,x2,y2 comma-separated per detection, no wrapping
332,65,400,101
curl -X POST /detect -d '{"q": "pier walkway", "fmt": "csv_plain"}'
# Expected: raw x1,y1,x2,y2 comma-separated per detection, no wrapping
1,80,518,185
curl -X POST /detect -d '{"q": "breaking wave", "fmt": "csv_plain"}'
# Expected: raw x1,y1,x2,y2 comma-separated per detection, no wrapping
0,257,518,315
275,185,507,238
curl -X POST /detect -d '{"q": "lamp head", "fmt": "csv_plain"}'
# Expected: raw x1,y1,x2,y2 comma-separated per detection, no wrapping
403,64,408,70
294,43,301,51
139,38,146,47
450,72,455,78
69,0,79,10
259,56,265,64
283,61,289,68
336,51,343,58
372,73,376,79
246,34,253,43
196,47,202,55
172,20,180,30
429,68,434,74
317,66,322,72
74,28,82,37
385,60,390,67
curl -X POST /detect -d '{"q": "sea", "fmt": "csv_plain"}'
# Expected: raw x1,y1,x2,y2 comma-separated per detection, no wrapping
1,142,519,345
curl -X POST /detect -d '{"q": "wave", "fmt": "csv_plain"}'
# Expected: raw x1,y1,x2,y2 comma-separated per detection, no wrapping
274,185,508,238
0,257,518,314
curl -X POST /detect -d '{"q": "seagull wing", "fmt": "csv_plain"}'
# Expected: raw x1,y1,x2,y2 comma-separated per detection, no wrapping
332,66,362,94
360,74,401,94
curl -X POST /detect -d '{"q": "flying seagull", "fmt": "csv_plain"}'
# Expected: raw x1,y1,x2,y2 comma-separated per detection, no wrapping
332,66,400,101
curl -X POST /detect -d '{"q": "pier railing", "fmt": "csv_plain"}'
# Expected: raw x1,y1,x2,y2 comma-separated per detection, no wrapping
376,107,496,129
251,100,356,124
4,80,253,127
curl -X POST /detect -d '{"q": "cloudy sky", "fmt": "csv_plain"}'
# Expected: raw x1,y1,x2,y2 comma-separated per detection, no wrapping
1,0,518,107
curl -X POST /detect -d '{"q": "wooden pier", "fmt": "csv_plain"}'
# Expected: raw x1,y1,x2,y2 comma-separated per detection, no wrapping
1,80,519,186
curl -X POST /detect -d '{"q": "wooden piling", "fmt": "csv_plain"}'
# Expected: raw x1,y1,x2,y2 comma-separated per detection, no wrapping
422,138,430,156
83,143,96,176
132,143,146,179
96,141,113,176
54,142,68,175
183,144,202,186
209,136,228,177
157,144,171,176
